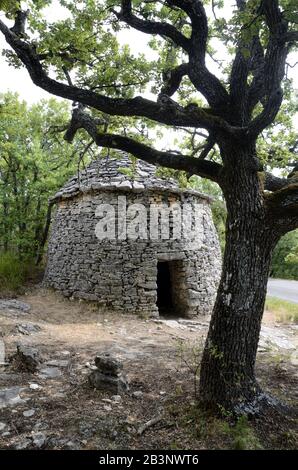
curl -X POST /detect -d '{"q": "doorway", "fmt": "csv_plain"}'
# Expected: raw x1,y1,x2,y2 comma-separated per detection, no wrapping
157,261,174,316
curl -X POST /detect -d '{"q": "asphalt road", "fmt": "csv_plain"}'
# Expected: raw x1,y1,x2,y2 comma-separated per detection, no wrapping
267,278,298,304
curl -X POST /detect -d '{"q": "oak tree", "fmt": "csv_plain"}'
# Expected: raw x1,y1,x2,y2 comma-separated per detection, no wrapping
1,0,298,413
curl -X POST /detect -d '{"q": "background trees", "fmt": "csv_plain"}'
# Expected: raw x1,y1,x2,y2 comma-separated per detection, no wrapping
270,230,298,279
0,92,91,260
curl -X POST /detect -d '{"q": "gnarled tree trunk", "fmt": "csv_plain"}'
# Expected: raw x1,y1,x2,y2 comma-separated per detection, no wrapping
199,143,280,413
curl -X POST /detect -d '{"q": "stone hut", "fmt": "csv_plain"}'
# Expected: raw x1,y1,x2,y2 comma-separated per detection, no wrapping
44,154,221,318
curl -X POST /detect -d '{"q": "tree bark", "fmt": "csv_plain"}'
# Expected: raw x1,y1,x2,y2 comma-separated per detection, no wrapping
35,202,54,266
199,142,280,414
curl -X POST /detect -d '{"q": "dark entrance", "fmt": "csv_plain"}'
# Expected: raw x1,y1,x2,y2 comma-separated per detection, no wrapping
157,261,174,315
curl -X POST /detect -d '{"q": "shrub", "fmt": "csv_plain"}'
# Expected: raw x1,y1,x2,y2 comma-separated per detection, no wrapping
270,230,298,280
0,252,32,295
221,416,263,450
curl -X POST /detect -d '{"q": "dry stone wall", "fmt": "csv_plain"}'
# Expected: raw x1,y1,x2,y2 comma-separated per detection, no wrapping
44,188,221,318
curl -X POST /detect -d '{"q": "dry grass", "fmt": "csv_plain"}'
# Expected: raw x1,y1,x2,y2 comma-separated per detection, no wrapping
265,297,298,324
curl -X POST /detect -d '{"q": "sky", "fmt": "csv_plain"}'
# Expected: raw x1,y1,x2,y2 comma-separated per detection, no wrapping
0,2,297,123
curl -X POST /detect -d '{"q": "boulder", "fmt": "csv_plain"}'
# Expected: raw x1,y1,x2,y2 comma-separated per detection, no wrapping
12,344,40,372
0,300,30,315
16,323,41,335
89,370,129,394
94,353,123,377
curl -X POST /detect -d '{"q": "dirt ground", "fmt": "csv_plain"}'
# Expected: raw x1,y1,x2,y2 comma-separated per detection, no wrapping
0,287,297,450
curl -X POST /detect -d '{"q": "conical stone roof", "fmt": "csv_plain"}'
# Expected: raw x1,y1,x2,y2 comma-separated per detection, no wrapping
51,152,211,203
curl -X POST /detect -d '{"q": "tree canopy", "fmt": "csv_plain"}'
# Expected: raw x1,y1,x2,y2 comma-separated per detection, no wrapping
0,1,297,190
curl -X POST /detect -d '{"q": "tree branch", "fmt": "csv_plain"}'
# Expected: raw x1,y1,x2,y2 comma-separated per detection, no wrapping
285,31,298,42
248,0,288,117
260,0,286,35
266,183,298,223
198,135,216,160
64,107,222,183
230,2,264,124
161,63,189,96
167,0,229,110
0,17,236,132
113,1,229,110
229,49,249,125
247,87,283,137
265,155,298,232
113,0,190,51
247,36,266,113
10,9,29,37
264,173,298,191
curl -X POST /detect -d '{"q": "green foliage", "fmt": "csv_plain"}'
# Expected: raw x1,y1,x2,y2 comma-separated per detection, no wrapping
0,251,30,293
0,0,19,13
270,230,298,280
286,244,298,264
211,200,226,252
27,1,154,99
0,92,89,260
174,401,262,450
176,338,204,399
257,95,298,173
1,0,297,176
220,416,263,450
0,91,161,269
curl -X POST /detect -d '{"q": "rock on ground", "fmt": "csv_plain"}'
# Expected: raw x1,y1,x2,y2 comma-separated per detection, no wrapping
89,370,129,394
11,344,41,373
0,300,31,314
0,386,25,409
16,323,41,335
